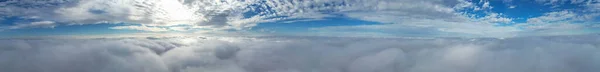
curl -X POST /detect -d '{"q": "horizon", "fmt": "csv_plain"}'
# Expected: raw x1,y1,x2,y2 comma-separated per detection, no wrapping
2,0,600,72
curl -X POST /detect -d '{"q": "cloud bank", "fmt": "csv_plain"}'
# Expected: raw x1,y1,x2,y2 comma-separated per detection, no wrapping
1,35,600,72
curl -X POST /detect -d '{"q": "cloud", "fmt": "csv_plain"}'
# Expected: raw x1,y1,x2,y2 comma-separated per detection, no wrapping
311,16,521,37
8,21,56,29
481,1,493,9
513,9,600,36
110,25,169,32
527,11,578,24
299,0,524,37
2,35,600,72
535,0,589,5
308,0,600,37
0,0,491,30
1,0,249,30
0,39,171,72
1,0,599,37
0,0,343,30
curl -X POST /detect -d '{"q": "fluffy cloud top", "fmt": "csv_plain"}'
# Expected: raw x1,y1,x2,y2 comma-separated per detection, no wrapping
2,35,600,72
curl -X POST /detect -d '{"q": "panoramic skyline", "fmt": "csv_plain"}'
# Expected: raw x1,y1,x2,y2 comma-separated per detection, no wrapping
2,0,600,38
3,0,600,72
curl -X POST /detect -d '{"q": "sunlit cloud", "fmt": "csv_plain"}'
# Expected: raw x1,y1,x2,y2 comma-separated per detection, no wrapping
1,0,599,37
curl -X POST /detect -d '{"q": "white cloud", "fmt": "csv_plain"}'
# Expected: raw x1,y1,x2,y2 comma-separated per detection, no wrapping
479,13,514,23
519,10,600,35
307,0,600,37
0,21,57,30
509,5,517,8
527,11,578,23
1,0,599,37
1,0,252,30
311,18,521,38
0,0,484,31
2,35,600,72
533,0,590,8
110,25,169,32
306,0,522,37
535,0,589,4
168,27,188,32
482,1,493,9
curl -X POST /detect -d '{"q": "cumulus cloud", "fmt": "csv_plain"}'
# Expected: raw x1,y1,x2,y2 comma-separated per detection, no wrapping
2,35,600,72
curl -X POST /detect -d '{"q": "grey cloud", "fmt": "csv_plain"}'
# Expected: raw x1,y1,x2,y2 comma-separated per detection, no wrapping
0,39,169,72
2,35,600,72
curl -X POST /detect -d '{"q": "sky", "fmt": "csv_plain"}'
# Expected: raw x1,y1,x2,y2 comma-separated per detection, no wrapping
1,0,600,38
3,0,600,72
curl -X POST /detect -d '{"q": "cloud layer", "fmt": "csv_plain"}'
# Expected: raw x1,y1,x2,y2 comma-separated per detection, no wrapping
2,35,600,72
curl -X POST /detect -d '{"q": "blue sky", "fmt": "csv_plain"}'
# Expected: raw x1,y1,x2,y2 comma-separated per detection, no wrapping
1,0,600,38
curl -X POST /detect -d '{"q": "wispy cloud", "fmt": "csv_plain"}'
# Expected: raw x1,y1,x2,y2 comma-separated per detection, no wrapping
1,0,600,37
109,25,169,32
